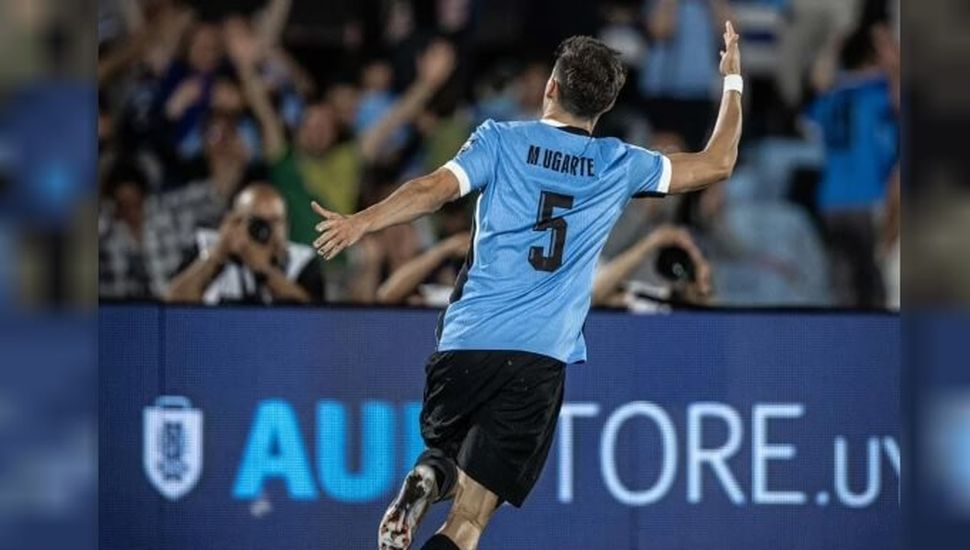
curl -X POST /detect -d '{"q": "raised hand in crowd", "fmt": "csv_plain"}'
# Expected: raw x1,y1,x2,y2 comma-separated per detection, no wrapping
359,40,457,162
252,0,293,49
224,16,288,161
98,1,195,83
417,40,457,90
144,3,197,76
224,17,263,68
164,76,205,120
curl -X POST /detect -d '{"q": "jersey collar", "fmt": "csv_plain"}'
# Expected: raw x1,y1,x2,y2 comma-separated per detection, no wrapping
540,117,592,137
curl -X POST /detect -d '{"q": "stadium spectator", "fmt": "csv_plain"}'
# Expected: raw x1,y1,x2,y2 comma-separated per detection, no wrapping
593,225,713,311
682,181,832,306
774,0,862,109
356,59,407,149
225,17,457,247
166,183,323,304
476,61,551,123
94,0,899,310
337,177,428,303
98,138,261,301
157,0,292,158
99,164,153,299
160,22,227,155
99,1,196,185
640,0,734,149
376,231,470,306
371,197,473,305
805,22,898,308
873,19,900,310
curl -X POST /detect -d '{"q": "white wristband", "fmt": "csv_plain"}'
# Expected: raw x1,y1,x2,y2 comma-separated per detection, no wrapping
724,74,744,95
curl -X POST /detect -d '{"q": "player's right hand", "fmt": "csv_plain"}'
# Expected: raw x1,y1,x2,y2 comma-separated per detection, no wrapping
312,202,369,260
719,21,741,76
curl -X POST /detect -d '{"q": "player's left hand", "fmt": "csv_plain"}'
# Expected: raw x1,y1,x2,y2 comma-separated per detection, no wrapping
719,21,741,76
312,202,368,260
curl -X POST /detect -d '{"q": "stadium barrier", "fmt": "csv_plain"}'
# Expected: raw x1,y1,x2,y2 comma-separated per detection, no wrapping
100,305,900,549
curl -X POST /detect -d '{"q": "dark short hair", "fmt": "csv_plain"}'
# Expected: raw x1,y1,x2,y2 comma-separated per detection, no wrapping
104,160,147,197
552,36,627,119
840,24,878,71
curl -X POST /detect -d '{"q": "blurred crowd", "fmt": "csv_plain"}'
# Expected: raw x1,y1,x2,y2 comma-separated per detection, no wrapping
96,0,900,309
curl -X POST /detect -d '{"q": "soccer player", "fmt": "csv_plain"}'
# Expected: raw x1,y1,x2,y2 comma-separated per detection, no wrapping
312,23,743,550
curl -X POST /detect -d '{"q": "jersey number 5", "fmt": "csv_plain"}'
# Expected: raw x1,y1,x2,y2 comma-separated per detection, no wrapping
529,191,575,272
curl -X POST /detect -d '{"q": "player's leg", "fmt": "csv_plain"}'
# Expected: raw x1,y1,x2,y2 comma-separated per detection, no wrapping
380,351,500,550
378,449,460,550
417,351,566,549
420,470,499,550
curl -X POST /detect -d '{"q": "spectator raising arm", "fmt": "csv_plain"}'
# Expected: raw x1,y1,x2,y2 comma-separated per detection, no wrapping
376,231,470,304
358,40,456,162
143,5,197,76
224,18,287,161
254,0,292,50
98,5,195,84
666,22,743,194
592,226,712,306
268,47,317,99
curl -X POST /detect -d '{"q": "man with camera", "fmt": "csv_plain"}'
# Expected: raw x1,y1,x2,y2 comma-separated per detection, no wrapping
166,183,323,304
593,225,713,311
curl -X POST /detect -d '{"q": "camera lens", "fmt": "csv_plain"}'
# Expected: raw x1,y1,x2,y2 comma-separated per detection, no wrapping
655,245,696,283
247,217,272,245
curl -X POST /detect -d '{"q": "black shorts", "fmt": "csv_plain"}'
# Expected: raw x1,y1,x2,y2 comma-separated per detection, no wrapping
420,350,565,508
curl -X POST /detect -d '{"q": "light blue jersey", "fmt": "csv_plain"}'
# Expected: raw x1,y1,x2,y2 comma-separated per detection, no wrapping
436,119,671,364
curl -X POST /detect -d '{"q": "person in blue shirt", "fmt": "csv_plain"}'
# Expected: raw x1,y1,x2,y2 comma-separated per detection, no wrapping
640,0,734,150
806,23,898,307
312,26,744,550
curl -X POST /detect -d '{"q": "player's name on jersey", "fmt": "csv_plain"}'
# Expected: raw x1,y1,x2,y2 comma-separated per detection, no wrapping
526,145,595,177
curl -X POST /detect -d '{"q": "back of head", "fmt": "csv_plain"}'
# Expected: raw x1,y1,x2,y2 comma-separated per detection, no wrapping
552,36,627,119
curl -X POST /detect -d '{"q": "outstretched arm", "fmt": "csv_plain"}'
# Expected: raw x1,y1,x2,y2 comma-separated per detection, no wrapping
667,21,743,194
311,168,461,259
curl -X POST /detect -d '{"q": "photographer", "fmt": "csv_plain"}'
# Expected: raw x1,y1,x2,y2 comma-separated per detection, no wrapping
166,183,323,304
593,225,713,311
